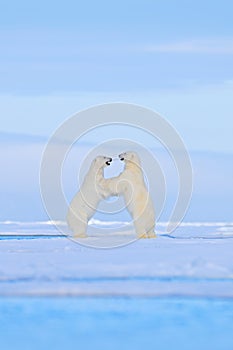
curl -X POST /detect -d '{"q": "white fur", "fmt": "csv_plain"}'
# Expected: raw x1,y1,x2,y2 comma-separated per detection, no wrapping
101,151,156,238
66,156,112,237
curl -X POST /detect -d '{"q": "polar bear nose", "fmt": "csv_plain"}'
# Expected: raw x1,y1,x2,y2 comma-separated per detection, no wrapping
119,154,124,161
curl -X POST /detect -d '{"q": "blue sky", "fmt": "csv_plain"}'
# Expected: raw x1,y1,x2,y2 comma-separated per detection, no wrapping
0,0,233,152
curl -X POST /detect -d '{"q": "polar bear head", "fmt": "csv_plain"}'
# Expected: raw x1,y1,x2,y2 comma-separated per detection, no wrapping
92,155,112,171
119,151,141,168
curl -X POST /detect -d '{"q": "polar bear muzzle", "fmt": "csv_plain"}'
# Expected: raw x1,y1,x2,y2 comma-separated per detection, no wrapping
105,158,112,166
118,153,125,161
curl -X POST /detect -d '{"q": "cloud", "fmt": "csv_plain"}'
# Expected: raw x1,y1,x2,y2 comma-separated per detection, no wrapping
144,38,233,54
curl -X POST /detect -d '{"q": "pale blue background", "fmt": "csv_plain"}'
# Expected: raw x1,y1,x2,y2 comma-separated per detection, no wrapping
0,0,233,221
0,0,233,152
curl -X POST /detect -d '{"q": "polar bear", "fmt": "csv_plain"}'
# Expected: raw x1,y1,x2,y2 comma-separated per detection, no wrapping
66,155,113,237
100,151,156,238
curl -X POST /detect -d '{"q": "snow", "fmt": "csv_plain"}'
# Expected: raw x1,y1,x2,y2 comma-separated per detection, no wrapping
0,221,233,298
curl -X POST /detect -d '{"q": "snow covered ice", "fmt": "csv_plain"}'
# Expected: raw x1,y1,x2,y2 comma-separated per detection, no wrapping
1,221,233,350
1,221,233,298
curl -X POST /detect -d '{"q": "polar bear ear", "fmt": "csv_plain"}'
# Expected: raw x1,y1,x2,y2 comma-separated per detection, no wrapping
92,156,100,166
93,155,103,162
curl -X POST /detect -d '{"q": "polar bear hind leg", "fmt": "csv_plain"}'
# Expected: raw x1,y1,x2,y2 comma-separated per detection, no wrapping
134,220,148,239
73,216,88,238
73,222,88,238
134,219,156,239
67,211,88,238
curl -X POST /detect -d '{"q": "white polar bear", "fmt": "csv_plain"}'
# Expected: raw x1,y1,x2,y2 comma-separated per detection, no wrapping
100,151,156,238
66,155,113,237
